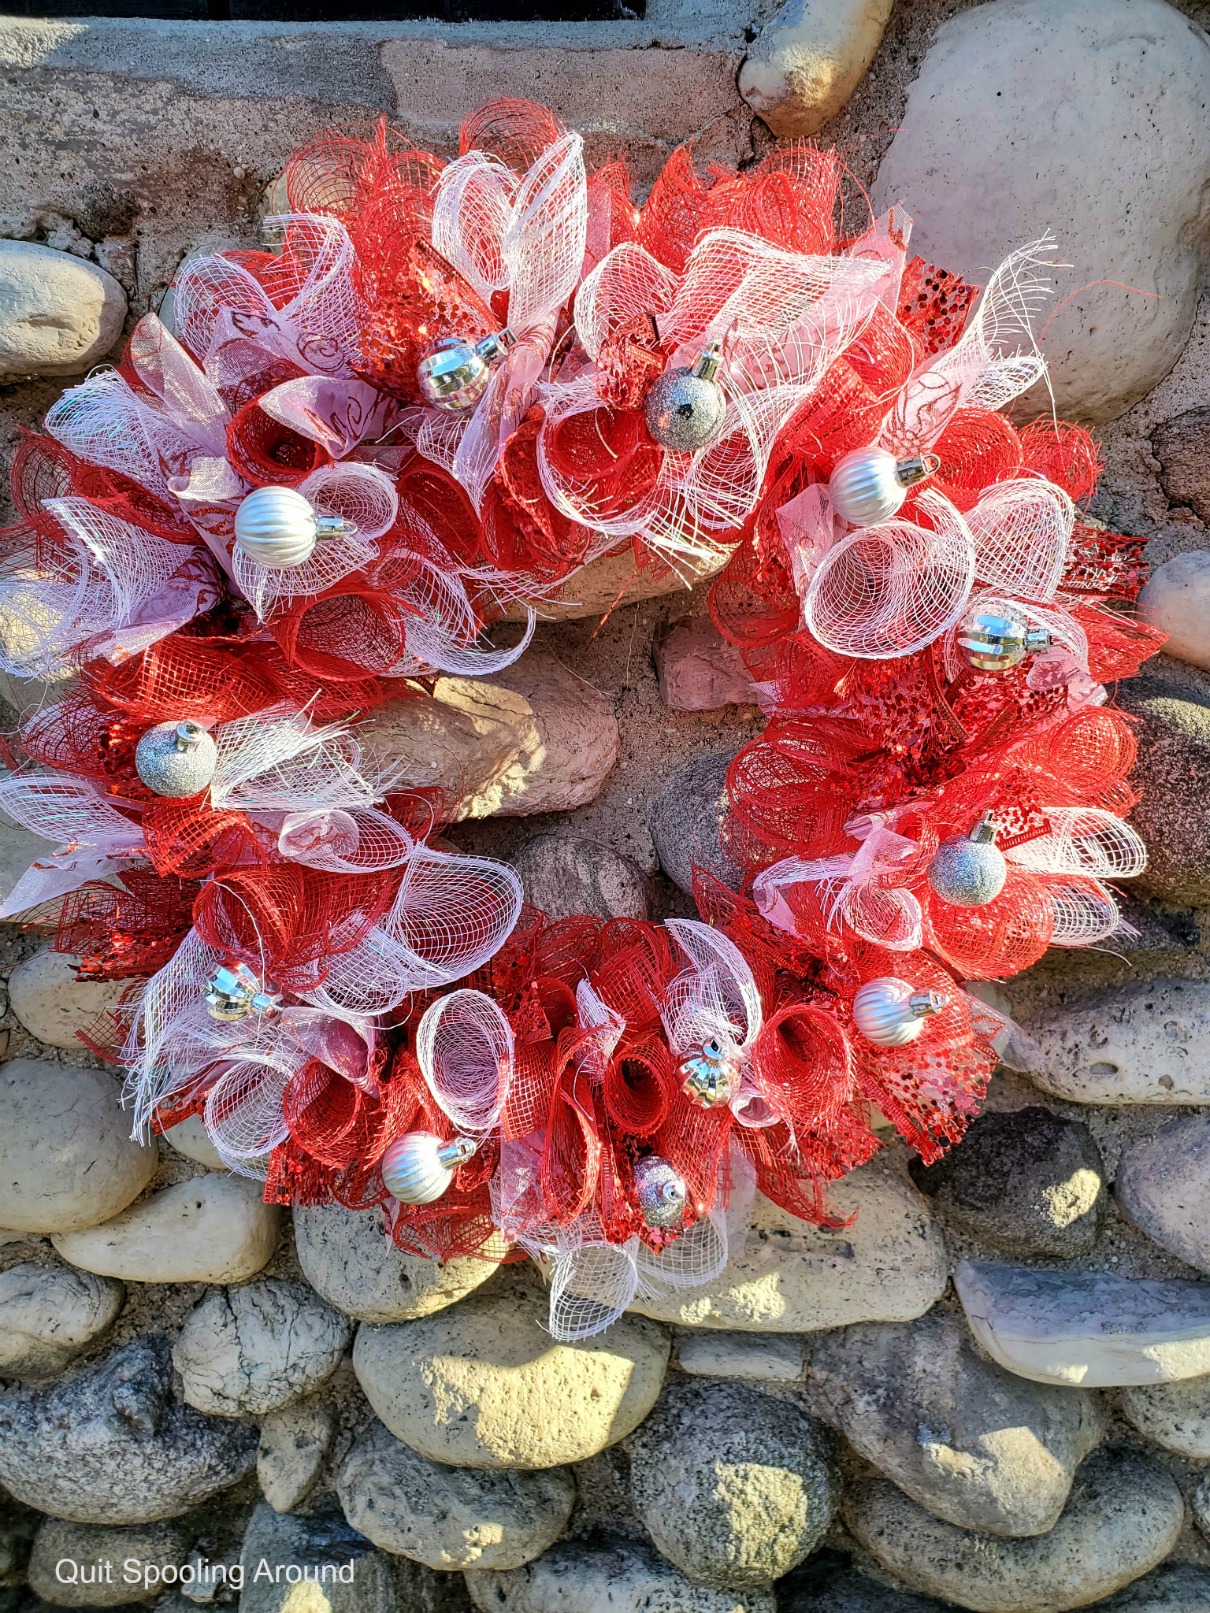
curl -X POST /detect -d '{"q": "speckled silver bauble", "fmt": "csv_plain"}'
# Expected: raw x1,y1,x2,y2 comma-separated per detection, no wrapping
928,812,1008,907
204,962,281,1023
417,329,513,412
852,978,947,1048
234,485,354,570
134,719,217,799
828,447,940,527
957,609,1053,673
381,1132,478,1205
644,344,727,454
678,1035,741,1108
633,1155,688,1230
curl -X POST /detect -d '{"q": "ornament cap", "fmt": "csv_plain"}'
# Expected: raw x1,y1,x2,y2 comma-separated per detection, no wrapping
691,341,723,384
1024,627,1053,653
908,989,948,1020
173,720,206,752
436,1136,479,1170
896,452,941,487
969,811,998,845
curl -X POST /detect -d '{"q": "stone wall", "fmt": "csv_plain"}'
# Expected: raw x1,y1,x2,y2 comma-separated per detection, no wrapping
6,0,1210,1609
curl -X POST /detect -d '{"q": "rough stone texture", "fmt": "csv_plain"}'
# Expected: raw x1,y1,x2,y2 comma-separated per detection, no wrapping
172,1280,351,1417
239,1502,463,1613
0,1059,157,1235
8,949,128,1051
0,239,125,379
502,547,730,624
465,1536,777,1613
51,1176,279,1284
631,1153,947,1332
337,1418,575,1571
846,1451,1184,1613
162,1114,225,1172
908,1106,1106,1257
777,1554,949,1612
1092,1564,1210,1612
654,617,756,711
256,1397,335,1514
0,1335,258,1524
740,0,894,138
872,0,1210,426
1139,551,1210,671
511,833,647,921
675,1332,805,1383
0,1261,124,1379
352,1278,670,1469
808,1310,1106,1536
651,750,743,896
625,1381,839,1588
360,652,618,820
1152,406,1210,520
955,1260,1210,1387
1116,678,1210,904
1116,1116,1210,1274
294,1202,500,1322
1023,979,1210,1105
28,1519,190,1607
1120,1375,1210,1459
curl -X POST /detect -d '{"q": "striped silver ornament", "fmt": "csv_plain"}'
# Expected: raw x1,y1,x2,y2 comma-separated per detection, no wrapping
928,812,1008,907
381,1132,478,1205
957,609,1053,673
234,485,354,570
828,446,940,527
134,719,217,798
853,978,947,1048
633,1155,688,1230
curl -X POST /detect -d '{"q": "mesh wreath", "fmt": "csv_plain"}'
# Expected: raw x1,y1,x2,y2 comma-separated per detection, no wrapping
0,99,1162,1339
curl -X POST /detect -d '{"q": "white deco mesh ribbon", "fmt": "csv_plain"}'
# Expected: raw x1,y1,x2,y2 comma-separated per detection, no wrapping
0,773,148,916
881,240,1056,457
538,232,888,569
966,478,1074,602
417,131,588,509
1005,807,1146,950
415,987,515,1135
209,706,379,814
0,496,215,678
804,487,976,659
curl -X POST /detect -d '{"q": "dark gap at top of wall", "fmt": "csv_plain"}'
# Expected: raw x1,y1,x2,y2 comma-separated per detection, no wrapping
0,0,645,18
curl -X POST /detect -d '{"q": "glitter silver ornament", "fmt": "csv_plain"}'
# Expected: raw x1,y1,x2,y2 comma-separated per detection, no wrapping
134,719,217,799
381,1132,478,1206
204,962,281,1023
234,485,354,571
678,1034,742,1108
928,811,1008,907
956,609,1053,673
828,446,940,527
633,1155,687,1230
853,977,947,1048
417,329,513,413
644,343,727,454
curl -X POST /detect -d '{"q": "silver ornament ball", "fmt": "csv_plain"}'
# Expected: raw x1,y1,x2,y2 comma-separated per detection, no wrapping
828,446,939,527
928,812,1008,907
418,329,513,413
205,962,281,1023
957,610,1053,673
633,1155,688,1230
678,1035,741,1109
645,344,727,454
853,977,947,1048
381,1132,477,1205
135,719,217,799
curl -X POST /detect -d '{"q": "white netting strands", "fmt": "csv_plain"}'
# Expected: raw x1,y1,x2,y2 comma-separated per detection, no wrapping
661,918,763,1055
967,478,1074,602
276,806,414,873
416,988,515,1134
1007,808,1147,879
574,241,676,360
549,1231,642,1342
1046,879,1124,947
211,708,375,813
389,847,525,989
805,489,976,659
203,1047,302,1175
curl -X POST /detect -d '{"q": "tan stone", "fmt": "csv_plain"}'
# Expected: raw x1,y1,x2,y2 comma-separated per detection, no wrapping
52,1176,280,1284
655,615,756,711
739,0,894,137
9,949,127,1052
163,1114,226,1172
359,652,618,820
630,1152,947,1332
1024,980,1210,1105
0,239,126,378
504,547,730,624
0,1059,157,1235
352,1277,670,1469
